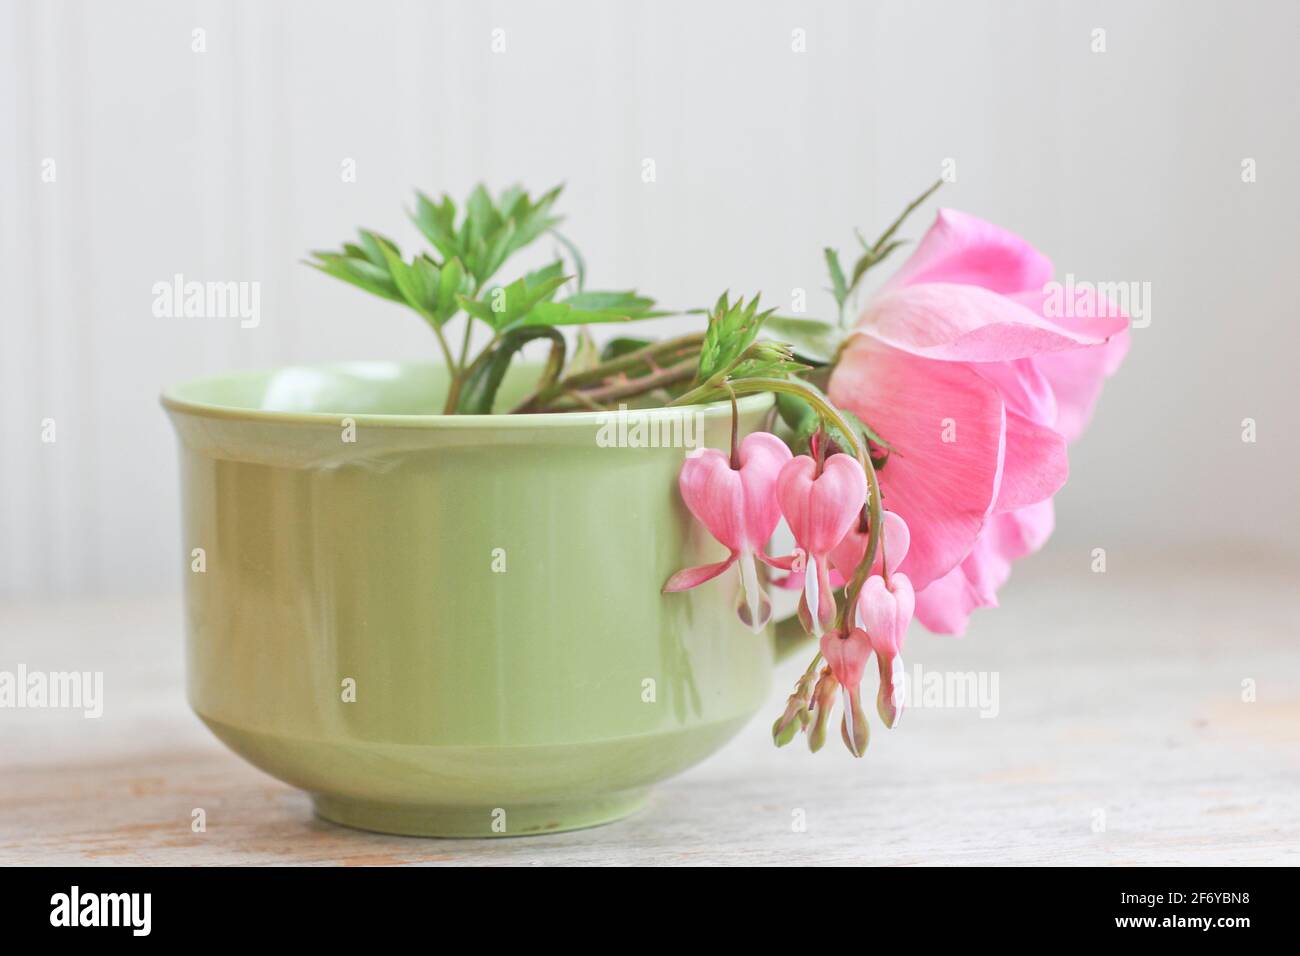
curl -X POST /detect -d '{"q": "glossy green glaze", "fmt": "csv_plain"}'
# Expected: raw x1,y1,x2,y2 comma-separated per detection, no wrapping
162,362,795,838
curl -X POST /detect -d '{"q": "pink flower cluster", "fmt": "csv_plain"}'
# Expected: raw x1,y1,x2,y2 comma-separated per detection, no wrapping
664,432,917,735
664,208,1128,753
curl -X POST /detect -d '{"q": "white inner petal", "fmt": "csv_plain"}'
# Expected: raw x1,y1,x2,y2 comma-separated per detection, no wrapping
840,685,857,752
804,555,821,636
738,549,762,634
891,655,906,719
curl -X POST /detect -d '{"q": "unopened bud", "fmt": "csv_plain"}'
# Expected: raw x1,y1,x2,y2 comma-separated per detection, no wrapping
876,653,905,729
807,668,838,753
771,697,809,747
840,687,870,757
745,340,795,365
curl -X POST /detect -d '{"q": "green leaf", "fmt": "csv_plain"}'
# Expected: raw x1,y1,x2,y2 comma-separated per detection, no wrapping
550,230,587,291
696,293,774,381
308,253,404,304
464,184,501,249
524,260,568,293
727,359,809,382
463,272,573,331
776,391,818,433
517,301,641,328
869,179,943,258
412,183,567,289
848,238,909,290
457,296,498,324
456,326,566,414
497,185,527,220
436,256,466,322
568,328,601,375
410,255,443,314
824,248,848,309
374,237,437,320
841,179,943,300
821,408,895,468
840,409,895,453
762,316,842,365
411,193,460,263
563,290,661,315
507,184,564,253
479,218,518,286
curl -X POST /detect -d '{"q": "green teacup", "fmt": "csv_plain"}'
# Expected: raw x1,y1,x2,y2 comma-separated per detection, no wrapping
162,361,798,837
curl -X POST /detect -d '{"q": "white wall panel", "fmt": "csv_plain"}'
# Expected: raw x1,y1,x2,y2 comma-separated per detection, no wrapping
2,0,1297,597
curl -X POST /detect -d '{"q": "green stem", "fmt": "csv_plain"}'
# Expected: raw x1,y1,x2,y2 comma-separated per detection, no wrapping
534,358,697,412
839,447,883,630
871,178,943,258
447,332,503,413
724,384,740,469
522,333,705,411
456,313,474,371
670,376,867,461
430,322,462,414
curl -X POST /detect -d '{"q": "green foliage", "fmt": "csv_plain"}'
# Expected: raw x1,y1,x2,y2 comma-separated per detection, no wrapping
455,327,566,414
762,316,842,365
309,184,664,335
304,180,939,417
411,184,562,289
696,292,776,381
824,179,943,324
306,183,668,413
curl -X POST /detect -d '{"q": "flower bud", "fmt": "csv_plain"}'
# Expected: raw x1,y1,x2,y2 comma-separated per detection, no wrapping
840,686,870,758
771,695,809,747
807,668,838,753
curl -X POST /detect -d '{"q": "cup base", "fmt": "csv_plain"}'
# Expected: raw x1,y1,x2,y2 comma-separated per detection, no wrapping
312,789,651,838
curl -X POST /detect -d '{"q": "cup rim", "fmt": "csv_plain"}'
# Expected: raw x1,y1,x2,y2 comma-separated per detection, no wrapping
160,360,774,430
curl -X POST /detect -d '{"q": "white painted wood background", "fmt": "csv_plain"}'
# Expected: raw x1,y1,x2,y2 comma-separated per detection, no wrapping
2,0,1299,599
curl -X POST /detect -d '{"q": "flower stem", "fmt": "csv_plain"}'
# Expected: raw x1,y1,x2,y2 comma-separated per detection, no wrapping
518,333,704,413
456,314,474,371
430,322,463,413
725,384,740,469
670,376,867,461
534,358,697,411
839,449,883,630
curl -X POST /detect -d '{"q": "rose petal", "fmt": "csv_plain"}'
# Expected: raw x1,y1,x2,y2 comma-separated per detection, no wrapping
883,208,1055,295
830,338,1005,589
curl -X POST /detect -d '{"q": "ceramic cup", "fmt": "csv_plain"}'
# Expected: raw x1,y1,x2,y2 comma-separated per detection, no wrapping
162,361,801,837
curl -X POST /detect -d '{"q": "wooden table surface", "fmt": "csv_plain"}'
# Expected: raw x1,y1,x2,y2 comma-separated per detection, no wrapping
3,549,1298,866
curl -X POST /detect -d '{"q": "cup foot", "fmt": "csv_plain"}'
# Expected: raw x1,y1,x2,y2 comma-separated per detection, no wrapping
312,789,650,838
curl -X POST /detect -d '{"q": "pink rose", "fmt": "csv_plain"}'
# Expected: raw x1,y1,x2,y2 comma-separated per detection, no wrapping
829,209,1129,634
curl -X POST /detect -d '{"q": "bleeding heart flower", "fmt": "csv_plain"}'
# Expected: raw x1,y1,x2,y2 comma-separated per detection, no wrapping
663,431,792,633
829,509,911,584
856,573,915,729
819,626,872,756
776,453,867,636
